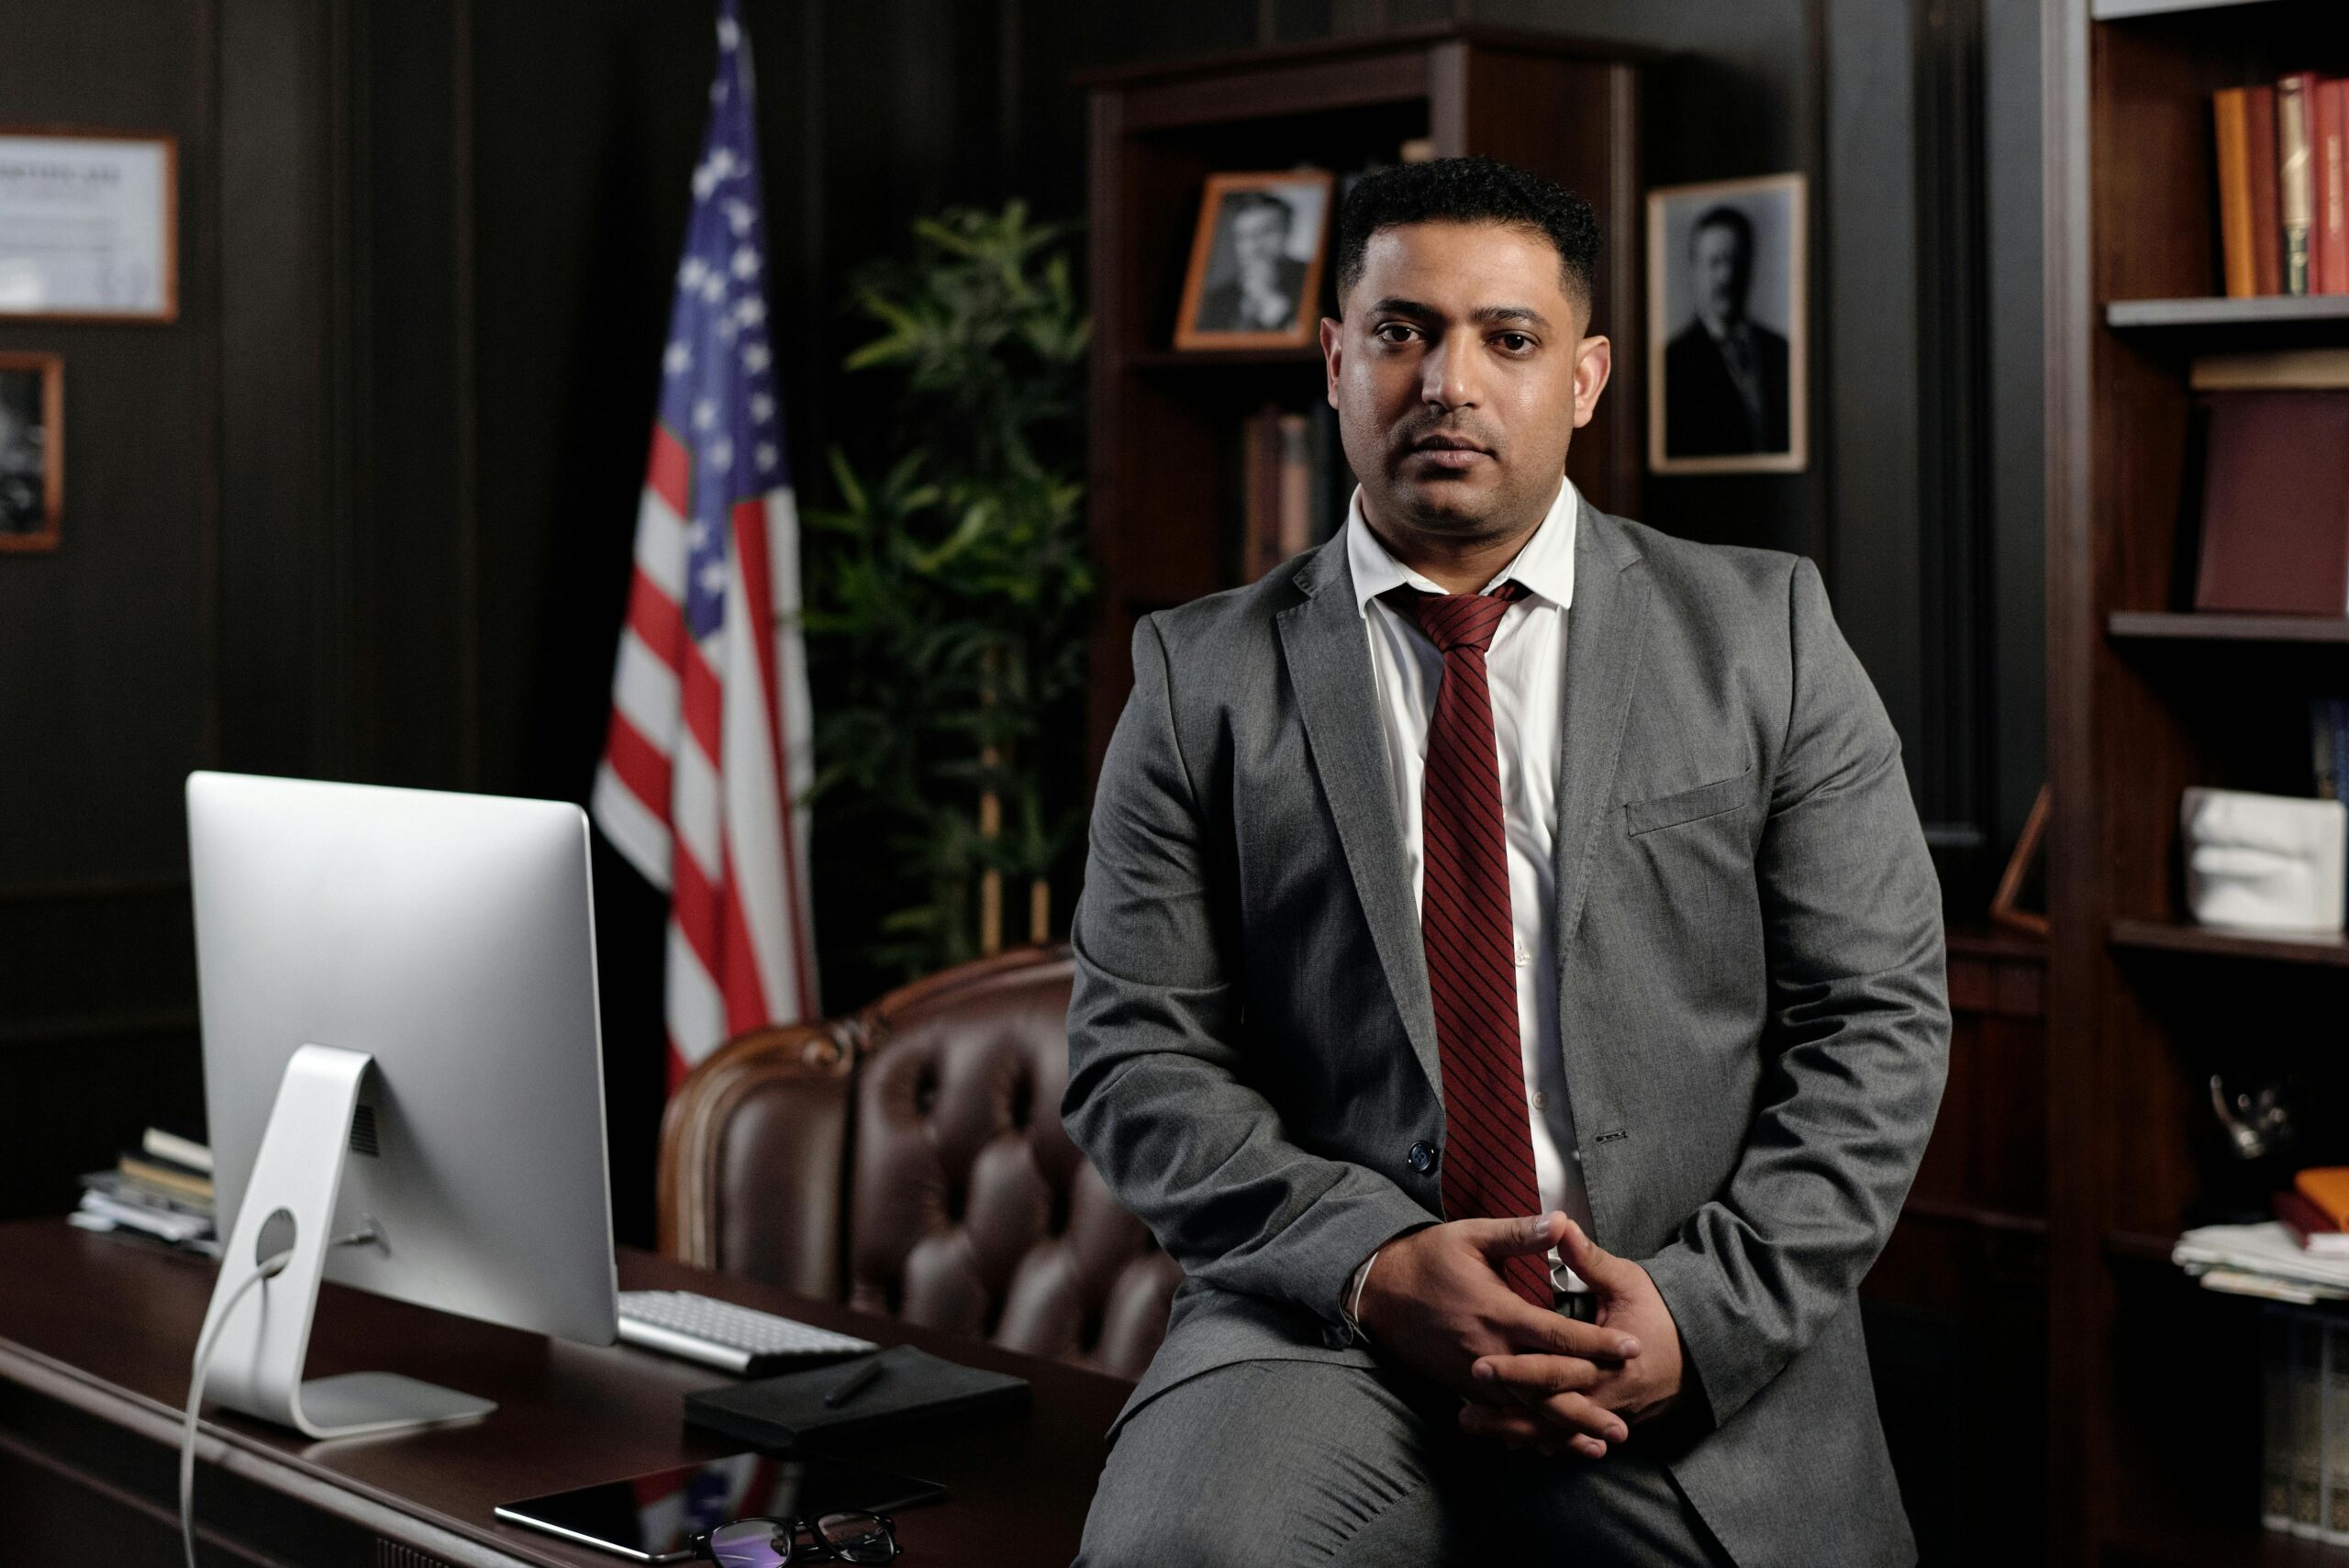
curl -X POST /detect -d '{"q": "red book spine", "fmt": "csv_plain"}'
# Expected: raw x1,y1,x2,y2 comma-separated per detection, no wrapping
2250,84,2284,295
2320,78,2349,295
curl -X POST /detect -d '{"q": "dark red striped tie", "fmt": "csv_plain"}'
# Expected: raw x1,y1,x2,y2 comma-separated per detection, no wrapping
1397,582,1551,1308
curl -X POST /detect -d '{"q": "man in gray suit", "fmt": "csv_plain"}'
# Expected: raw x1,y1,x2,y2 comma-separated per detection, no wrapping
1064,155,1947,1566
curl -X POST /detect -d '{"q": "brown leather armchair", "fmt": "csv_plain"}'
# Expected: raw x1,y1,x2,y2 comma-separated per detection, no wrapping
657,945,1182,1380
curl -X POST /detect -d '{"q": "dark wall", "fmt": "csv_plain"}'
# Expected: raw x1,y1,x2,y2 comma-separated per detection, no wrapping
0,0,2044,1258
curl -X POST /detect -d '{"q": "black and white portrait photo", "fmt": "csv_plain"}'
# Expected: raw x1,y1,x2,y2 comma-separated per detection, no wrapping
1174,170,1333,350
0,354,61,550
1647,173,1807,473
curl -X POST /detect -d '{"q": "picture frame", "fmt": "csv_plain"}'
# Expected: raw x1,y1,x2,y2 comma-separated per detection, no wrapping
1646,172,1808,474
1173,170,1335,351
0,351,61,551
0,128,179,323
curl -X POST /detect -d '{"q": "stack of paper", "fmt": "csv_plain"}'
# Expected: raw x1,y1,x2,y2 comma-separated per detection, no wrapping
2176,1222,2349,1302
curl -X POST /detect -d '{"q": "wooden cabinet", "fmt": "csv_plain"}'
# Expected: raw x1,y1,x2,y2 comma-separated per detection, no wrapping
2044,1,2349,1560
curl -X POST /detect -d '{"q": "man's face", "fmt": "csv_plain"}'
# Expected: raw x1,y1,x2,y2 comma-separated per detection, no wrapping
1320,220,1609,542
1230,204,1287,281
1691,221,1751,324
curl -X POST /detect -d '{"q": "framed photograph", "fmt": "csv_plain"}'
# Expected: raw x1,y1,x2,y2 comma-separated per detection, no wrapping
1174,170,1334,350
0,352,62,550
1646,172,1807,474
0,129,179,322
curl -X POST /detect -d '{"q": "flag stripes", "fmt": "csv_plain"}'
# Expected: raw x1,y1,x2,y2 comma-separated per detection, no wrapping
592,0,818,1090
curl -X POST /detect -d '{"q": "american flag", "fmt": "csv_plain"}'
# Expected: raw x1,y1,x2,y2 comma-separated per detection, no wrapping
592,0,818,1089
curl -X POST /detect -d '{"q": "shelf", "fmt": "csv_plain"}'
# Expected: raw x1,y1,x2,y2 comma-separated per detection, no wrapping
2106,295,2349,329
2110,919,2349,969
2090,0,2288,17
2110,613,2349,645
2104,1519,2349,1568
1123,347,1324,370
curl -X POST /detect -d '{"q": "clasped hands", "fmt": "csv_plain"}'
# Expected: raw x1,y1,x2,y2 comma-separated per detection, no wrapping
1353,1211,1683,1460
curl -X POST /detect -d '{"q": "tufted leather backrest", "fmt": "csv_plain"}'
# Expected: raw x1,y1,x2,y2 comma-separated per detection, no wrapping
659,946,1181,1380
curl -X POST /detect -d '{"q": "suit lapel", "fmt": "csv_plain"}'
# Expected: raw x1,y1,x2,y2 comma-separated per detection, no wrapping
1276,542,1442,1092
1553,506,1652,957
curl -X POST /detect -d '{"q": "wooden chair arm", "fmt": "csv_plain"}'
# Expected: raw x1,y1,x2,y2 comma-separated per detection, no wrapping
656,1017,862,1293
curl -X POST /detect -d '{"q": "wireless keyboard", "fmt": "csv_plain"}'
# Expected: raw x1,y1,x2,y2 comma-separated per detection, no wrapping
616,1290,879,1376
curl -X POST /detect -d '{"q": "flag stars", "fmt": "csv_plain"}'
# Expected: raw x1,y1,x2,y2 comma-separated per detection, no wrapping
697,559,727,597
717,15,740,50
693,398,718,431
701,272,726,305
688,519,712,550
734,295,766,328
757,441,779,474
708,439,734,473
730,245,761,279
664,340,691,375
725,200,755,237
751,394,775,422
741,342,772,373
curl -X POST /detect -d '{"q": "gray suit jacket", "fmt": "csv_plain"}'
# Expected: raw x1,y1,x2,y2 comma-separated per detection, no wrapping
1063,503,1949,1568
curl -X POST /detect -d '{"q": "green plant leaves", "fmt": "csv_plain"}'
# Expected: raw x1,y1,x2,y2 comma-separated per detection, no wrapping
803,202,1092,984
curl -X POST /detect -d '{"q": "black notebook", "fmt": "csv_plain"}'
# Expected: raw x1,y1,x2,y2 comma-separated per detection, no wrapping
684,1344,1030,1448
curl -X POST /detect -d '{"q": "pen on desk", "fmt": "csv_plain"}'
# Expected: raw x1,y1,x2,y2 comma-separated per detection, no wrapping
823,1356,885,1408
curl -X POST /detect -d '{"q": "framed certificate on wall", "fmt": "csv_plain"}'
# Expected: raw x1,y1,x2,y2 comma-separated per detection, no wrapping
0,129,177,322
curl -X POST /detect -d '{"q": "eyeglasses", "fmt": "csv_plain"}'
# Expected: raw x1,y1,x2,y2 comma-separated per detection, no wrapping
693,1512,899,1567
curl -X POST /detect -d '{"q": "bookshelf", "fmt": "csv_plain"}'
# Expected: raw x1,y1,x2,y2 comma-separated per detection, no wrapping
2046,0,2349,1562
1078,25,1650,764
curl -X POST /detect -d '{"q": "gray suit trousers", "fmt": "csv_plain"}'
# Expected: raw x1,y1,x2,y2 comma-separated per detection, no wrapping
1075,1361,1735,1568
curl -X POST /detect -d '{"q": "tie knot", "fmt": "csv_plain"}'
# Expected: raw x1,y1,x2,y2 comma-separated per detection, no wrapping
1394,581,1528,654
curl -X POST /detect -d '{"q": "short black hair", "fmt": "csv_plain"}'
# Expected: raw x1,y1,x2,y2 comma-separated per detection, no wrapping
1689,205,1753,257
1333,155,1601,315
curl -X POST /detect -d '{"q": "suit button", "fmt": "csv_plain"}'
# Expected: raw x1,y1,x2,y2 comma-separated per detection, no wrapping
1407,1140,1439,1175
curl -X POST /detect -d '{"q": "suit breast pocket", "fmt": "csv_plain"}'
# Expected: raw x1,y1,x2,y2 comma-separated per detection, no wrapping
1623,762,1755,837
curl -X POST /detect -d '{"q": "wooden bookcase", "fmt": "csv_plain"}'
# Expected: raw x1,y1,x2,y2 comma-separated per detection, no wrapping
1079,24,1650,762
2045,1,2349,1562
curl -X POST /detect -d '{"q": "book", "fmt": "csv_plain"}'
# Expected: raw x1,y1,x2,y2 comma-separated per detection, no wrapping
2272,1309,2298,1531
1239,402,1284,583
2331,1320,2349,1544
2218,88,2257,298
2321,79,2349,295
2193,348,2349,391
684,1343,1029,1448
2305,1169,2349,1230
1275,412,1313,564
2252,84,2285,296
142,1127,213,1175
117,1154,213,1204
2282,73,2319,295
2191,390,2349,616
2277,1188,2349,1256
2299,1315,2326,1539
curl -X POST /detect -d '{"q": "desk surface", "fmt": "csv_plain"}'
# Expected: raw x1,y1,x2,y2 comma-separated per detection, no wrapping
0,1218,1126,1567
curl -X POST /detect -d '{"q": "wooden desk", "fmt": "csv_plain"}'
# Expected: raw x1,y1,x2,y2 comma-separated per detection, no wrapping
0,1218,1125,1567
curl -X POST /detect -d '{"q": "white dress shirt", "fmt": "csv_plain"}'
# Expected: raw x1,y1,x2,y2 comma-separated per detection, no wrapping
1341,475,1590,1315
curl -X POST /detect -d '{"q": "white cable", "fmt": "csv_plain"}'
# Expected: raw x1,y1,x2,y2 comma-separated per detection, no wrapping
181,1247,292,1568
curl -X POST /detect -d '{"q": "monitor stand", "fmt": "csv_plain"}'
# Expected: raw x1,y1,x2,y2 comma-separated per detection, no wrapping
195,1042,497,1439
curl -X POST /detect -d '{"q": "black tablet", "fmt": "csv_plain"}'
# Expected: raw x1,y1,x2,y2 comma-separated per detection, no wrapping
495,1452,945,1563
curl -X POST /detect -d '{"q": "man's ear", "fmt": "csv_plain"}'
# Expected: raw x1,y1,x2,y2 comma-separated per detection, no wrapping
1319,316,1343,409
1572,334,1612,429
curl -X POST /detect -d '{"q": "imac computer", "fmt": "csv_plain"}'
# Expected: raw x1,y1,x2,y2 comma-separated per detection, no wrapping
186,771,618,1440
